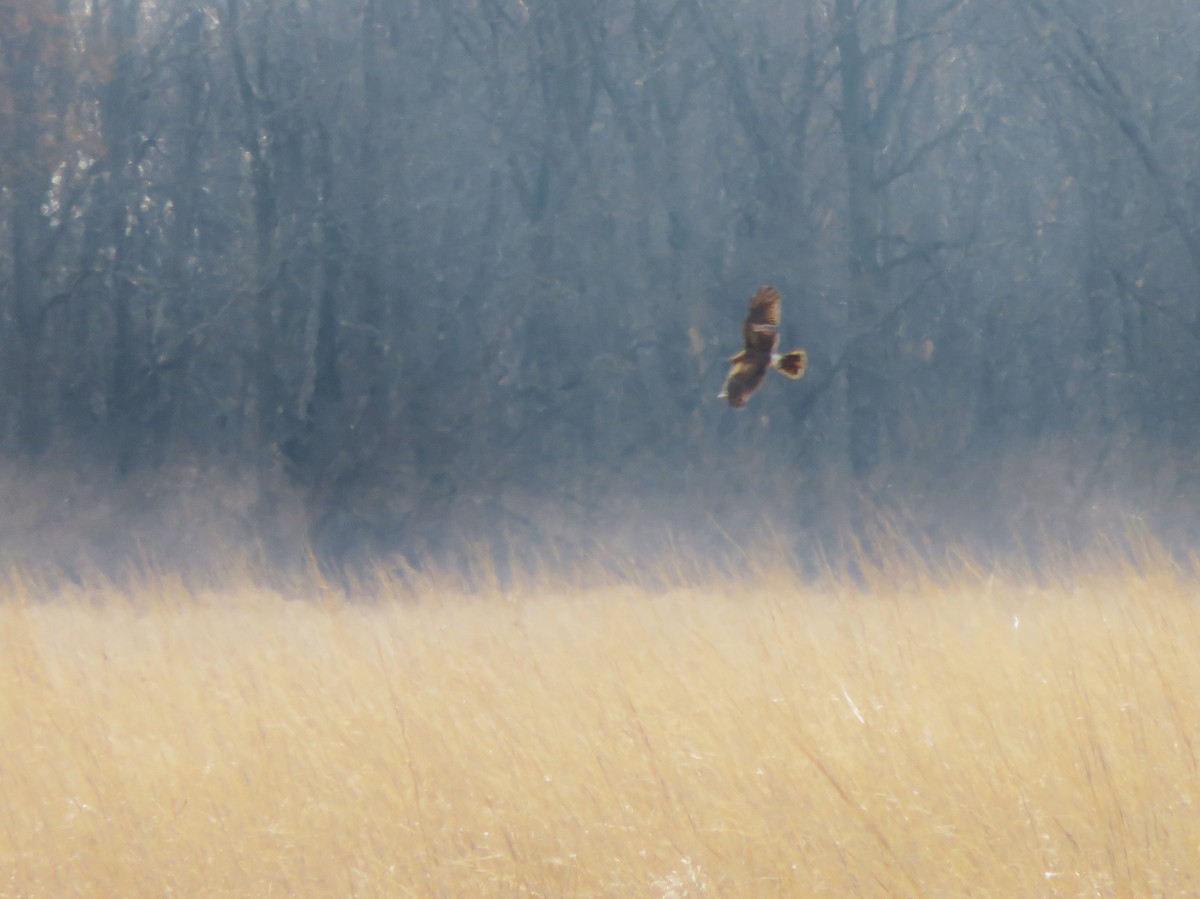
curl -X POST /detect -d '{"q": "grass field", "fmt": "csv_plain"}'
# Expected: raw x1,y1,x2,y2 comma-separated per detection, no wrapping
3,543,1200,897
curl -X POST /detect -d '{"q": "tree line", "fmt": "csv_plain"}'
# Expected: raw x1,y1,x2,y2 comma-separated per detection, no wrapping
3,0,1200,567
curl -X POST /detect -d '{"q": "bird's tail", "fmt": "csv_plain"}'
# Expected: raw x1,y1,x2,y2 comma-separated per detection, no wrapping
774,349,808,379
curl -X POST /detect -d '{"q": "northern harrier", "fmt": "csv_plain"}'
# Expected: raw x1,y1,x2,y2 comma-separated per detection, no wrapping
718,286,807,408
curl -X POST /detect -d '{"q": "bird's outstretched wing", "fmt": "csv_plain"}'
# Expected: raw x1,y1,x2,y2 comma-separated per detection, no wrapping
719,352,769,408
742,286,781,355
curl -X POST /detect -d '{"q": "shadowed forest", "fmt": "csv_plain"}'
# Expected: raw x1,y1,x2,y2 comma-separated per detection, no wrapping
4,0,1200,570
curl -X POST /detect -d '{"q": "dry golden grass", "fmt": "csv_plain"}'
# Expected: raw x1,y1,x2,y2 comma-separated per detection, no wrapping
3,543,1200,897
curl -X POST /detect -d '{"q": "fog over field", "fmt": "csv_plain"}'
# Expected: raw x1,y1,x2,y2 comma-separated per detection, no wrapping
5,548,1200,896
3,0,1200,570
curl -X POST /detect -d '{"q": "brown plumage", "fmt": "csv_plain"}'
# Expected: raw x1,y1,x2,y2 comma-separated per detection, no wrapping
719,286,808,408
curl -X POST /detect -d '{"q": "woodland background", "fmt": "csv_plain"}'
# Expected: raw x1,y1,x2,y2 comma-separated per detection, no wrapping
3,0,1200,572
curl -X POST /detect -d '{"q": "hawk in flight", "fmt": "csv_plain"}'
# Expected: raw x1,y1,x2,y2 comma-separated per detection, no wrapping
718,286,807,408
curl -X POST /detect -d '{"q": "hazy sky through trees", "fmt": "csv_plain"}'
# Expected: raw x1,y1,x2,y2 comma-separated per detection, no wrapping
2,0,1200,571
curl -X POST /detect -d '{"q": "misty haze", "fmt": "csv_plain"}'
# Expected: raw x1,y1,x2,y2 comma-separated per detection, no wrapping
5,0,1200,894
4,0,1199,570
